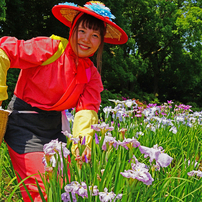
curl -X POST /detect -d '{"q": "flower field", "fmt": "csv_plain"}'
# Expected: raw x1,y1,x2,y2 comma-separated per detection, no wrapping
1,99,202,202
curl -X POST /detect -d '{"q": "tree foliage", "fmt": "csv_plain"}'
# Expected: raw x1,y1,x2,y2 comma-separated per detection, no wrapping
1,0,202,109
0,0,6,21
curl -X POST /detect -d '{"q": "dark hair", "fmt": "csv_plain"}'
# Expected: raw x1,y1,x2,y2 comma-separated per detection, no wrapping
71,13,106,74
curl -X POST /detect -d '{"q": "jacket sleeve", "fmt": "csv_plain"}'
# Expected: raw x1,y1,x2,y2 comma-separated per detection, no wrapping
0,36,60,101
0,36,60,69
76,65,103,113
0,49,10,101
71,66,103,156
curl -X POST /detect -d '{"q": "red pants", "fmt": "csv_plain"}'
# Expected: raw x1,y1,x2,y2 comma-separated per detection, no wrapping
7,144,71,202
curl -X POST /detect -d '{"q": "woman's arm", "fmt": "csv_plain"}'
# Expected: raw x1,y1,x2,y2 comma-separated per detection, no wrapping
0,36,60,69
0,36,60,104
71,66,103,159
0,49,10,102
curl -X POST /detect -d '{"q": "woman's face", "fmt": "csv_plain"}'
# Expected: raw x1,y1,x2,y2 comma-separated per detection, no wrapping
70,22,101,57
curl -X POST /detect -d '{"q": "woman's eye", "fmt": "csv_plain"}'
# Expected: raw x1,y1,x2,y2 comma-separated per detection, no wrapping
93,34,99,38
79,29,85,33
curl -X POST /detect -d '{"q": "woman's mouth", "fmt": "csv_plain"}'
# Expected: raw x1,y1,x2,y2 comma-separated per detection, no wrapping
79,44,90,50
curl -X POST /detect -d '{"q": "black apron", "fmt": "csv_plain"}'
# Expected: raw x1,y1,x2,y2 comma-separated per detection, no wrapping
5,95,66,154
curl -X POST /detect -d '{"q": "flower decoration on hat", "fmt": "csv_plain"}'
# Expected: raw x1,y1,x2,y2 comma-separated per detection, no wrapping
58,2,78,6
84,1,115,21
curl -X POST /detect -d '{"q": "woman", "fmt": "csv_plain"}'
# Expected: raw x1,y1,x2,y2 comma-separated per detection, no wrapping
0,1,128,201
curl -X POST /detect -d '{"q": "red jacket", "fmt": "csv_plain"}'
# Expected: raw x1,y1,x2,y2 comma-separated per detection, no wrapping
0,36,103,112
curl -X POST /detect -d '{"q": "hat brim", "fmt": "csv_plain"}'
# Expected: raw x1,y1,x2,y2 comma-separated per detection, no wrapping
52,5,128,45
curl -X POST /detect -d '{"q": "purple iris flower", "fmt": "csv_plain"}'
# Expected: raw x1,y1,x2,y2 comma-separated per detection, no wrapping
103,106,112,118
117,137,140,150
81,136,86,145
121,156,154,185
95,133,99,144
70,137,80,144
61,192,72,202
139,144,173,168
99,188,118,202
63,181,92,199
89,185,99,196
61,192,77,202
102,135,118,151
43,139,70,173
187,170,202,177
91,122,114,135
62,131,73,139
84,155,88,163
65,181,88,198
167,100,173,104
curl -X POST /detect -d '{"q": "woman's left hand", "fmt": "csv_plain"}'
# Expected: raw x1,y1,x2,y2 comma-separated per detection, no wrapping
81,146,91,162
75,146,91,162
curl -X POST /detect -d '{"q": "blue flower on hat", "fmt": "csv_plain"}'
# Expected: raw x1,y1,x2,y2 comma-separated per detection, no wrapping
58,2,78,7
84,1,115,21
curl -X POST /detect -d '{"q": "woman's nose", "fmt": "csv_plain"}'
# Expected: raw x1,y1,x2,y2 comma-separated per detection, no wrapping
82,33,90,43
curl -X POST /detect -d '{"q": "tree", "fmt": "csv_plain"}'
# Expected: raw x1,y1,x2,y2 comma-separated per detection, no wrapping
0,0,6,21
1,0,202,108
120,0,202,106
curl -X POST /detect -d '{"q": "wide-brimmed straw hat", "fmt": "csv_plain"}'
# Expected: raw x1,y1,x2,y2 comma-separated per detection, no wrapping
52,1,128,45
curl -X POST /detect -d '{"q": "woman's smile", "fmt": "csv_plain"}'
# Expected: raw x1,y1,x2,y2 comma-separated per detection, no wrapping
70,23,101,57
79,44,90,50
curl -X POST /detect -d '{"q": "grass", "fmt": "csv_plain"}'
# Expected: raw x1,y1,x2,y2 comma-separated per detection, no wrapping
0,142,23,202
0,100,202,201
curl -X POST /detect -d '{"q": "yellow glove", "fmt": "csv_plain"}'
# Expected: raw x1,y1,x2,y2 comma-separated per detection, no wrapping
71,110,98,157
0,49,10,101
